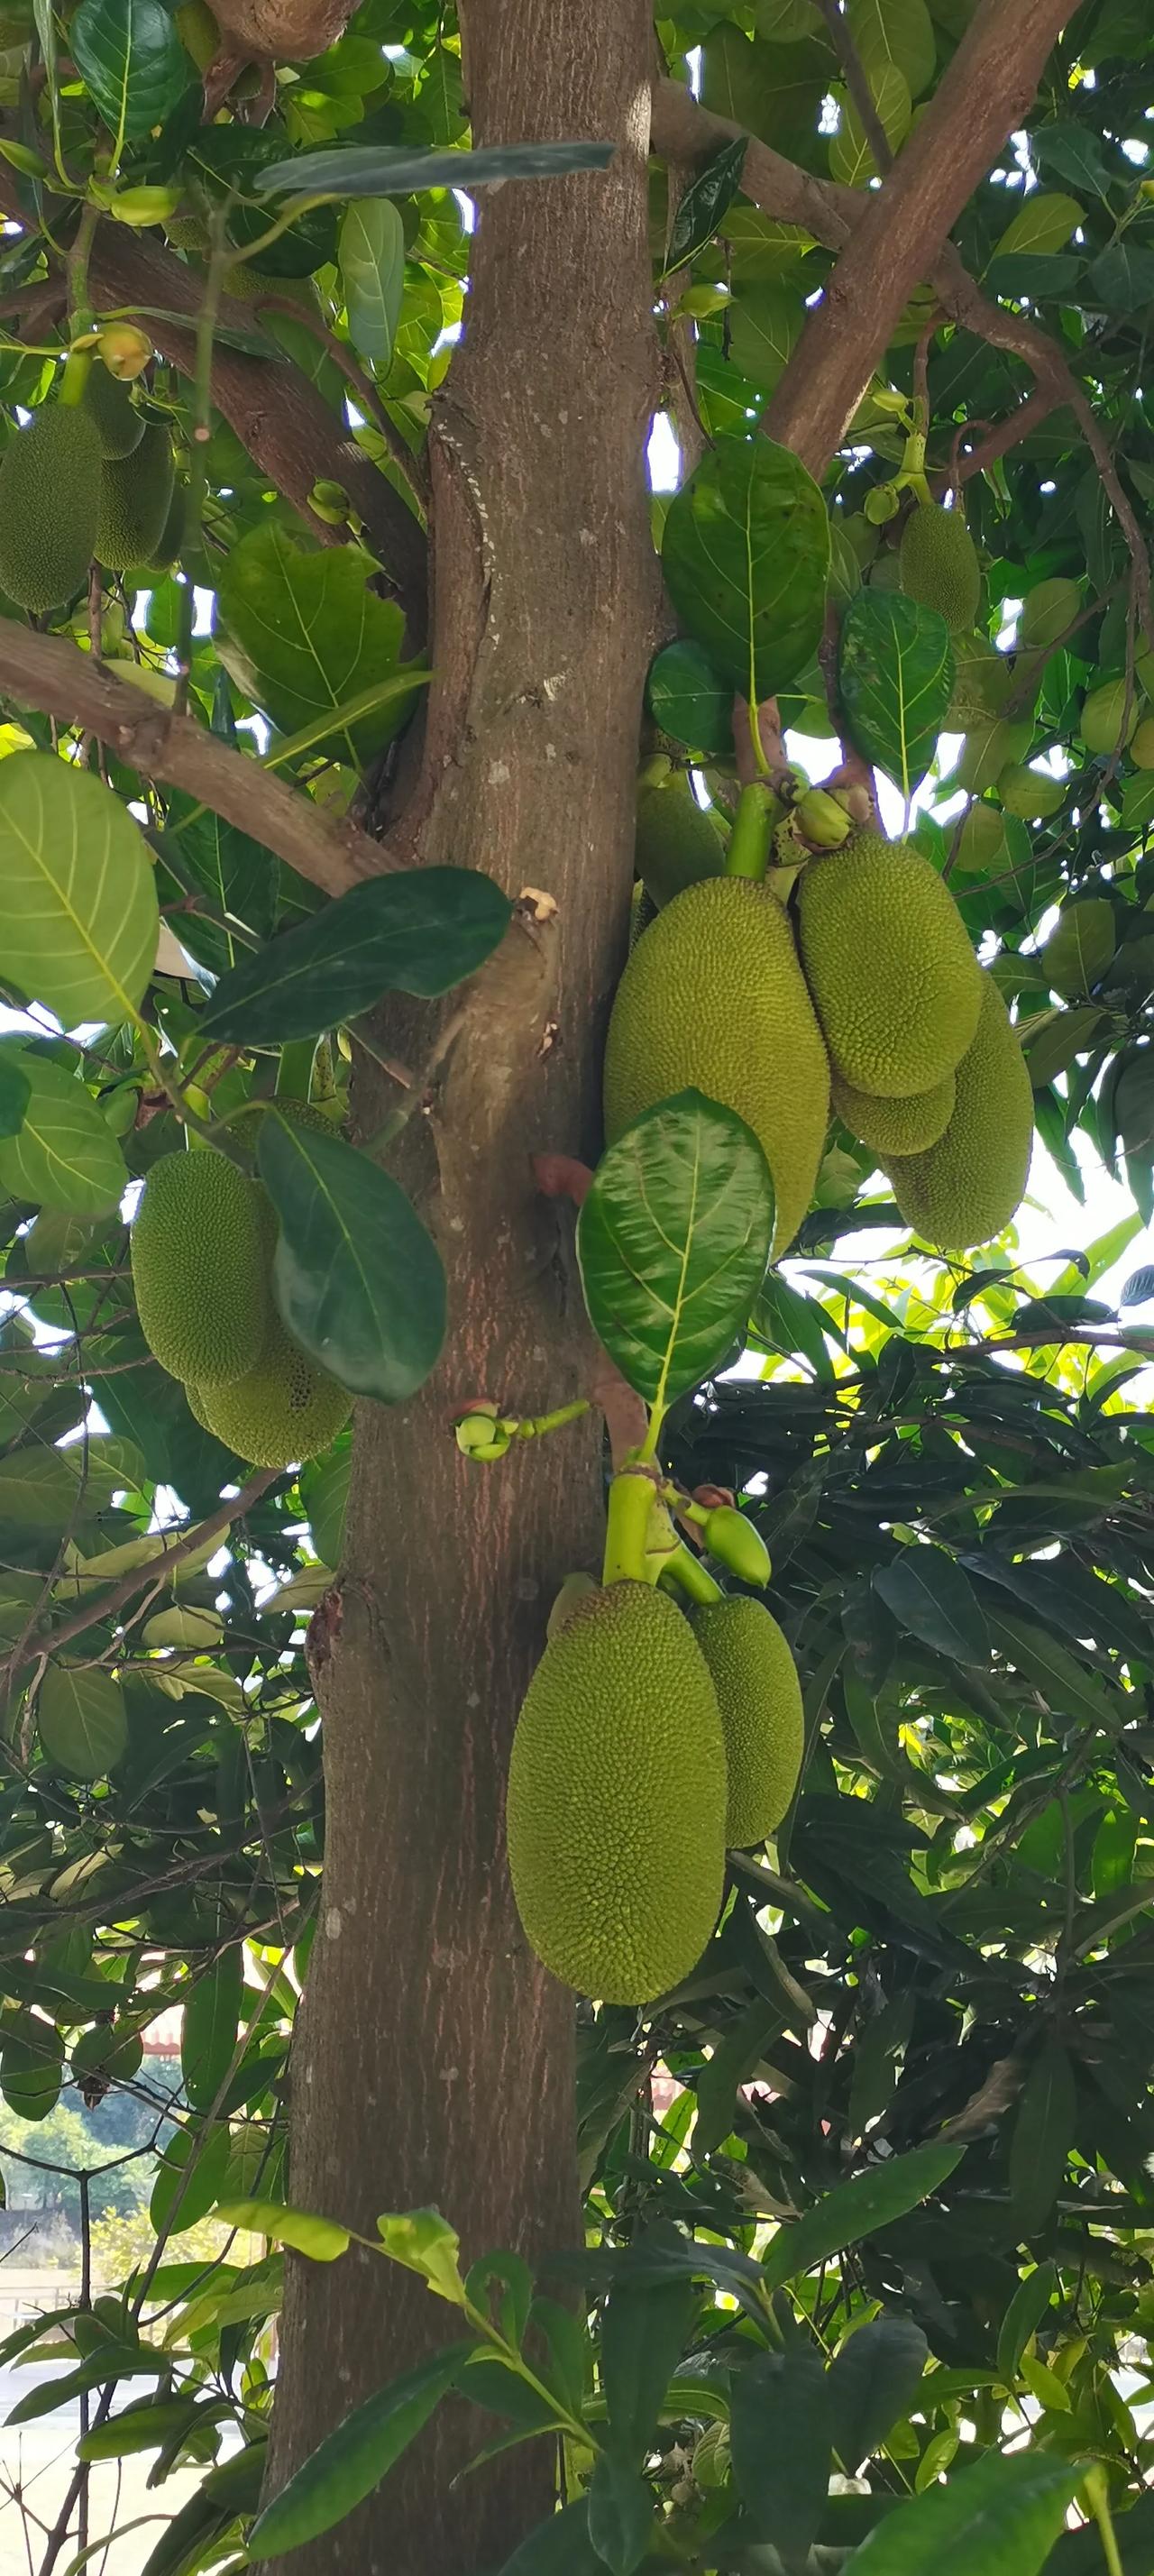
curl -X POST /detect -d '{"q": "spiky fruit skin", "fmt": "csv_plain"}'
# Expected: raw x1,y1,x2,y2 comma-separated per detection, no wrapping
195,1310,352,1469
603,876,829,1259
899,503,981,631
797,832,982,1099
832,1067,955,1156
0,405,102,612
506,1581,727,2004
693,1595,803,1847
83,363,143,462
882,971,1033,1250
635,782,727,908
132,1150,270,1386
95,422,175,570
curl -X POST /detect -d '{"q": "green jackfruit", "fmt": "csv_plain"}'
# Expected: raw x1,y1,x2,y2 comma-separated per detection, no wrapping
796,831,982,1098
132,1149,270,1386
603,876,829,1258
899,502,980,631
0,403,102,613
95,422,175,571
194,1310,352,1469
506,1581,726,2003
83,363,143,462
635,780,728,908
882,971,1033,1250
693,1595,803,1847
1081,679,1138,756
832,1066,955,1156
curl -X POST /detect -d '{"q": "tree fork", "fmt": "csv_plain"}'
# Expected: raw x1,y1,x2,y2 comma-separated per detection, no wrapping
259,5,658,2570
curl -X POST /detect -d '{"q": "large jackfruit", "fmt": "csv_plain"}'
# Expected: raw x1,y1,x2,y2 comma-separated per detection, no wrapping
882,971,1033,1249
132,1148,270,1386
635,780,728,909
797,831,982,1098
506,1581,727,2004
603,876,829,1258
83,363,143,462
193,1310,352,1469
832,1066,955,1156
0,403,102,613
96,422,175,571
899,501,980,631
693,1595,803,1847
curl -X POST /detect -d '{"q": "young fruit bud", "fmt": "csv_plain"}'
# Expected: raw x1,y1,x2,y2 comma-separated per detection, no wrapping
105,186,182,228
865,481,901,525
310,478,351,527
678,281,729,317
95,323,152,380
793,787,852,852
702,1506,771,1588
454,1406,512,1462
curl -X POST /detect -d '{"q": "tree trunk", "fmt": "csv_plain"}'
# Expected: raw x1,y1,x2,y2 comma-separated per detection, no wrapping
261,7,657,2571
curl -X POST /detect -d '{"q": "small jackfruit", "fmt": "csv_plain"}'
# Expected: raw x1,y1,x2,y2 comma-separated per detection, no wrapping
796,831,982,1098
603,876,829,1259
997,763,1065,820
693,1595,803,1847
95,422,175,571
1081,679,1138,756
832,1066,955,1156
899,502,980,631
506,1581,727,2003
0,403,102,613
635,780,728,908
83,363,143,462
1020,577,1081,651
132,1148,270,1385
882,971,1033,1250
195,1310,352,1469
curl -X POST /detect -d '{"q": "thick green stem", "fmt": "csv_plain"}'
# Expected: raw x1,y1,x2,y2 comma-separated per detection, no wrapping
602,1468,658,1586
725,780,778,882
657,1545,724,1607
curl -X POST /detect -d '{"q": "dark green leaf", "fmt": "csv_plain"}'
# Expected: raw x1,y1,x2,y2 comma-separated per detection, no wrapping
985,253,1085,300
729,2349,834,2562
761,2140,965,2296
840,2446,1080,2574
216,524,428,762
600,2269,696,2466
255,140,616,199
995,2261,1057,2386
498,2500,601,2575
1031,124,1113,196
663,136,747,275
828,2318,929,2473
645,640,734,757
662,436,830,700
149,2122,231,2238
247,2347,468,2555
984,1604,1129,1737
587,2455,653,2576
726,282,806,395
198,870,511,1045
576,1091,774,1412
299,1439,350,1568
873,1549,990,1665
340,197,405,369
1010,2041,1076,2237
258,1114,447,1405
1086,242,1154,310
36,1663,128,1778
70,0,188,142
182,1948,243,2111
838,591,956,797
0,1050,30,1141
1121,1262,1154,1306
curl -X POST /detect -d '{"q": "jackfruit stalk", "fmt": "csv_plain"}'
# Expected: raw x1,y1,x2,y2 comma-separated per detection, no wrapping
796,830,982,1097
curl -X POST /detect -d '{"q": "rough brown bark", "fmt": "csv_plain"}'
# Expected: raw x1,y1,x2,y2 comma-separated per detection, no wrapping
260,5,657,2571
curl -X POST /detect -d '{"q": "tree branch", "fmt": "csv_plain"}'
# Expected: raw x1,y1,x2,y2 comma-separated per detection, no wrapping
4,1466,281,1685
0,621,394,897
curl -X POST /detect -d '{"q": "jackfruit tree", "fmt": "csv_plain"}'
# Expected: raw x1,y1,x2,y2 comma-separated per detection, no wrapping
3,0,1154,2571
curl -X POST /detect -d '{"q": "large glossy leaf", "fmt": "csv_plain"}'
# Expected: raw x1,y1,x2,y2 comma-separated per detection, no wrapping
586,2456,652,2576
828,2319,929,2473
600,2271,696,2465
0,753,159,1027
576,1091,774,1413
0,1049,30,1141
197,869,512,1045
182,1949,243,2111
701,25,829,153
299,1441,350,1569
842,2447,1081,2573
255,140,617,199
247,2347,470,2556
838,591,955,797
498,2502,602,2574
258,1114,446,1405
36,1663,128,1778
340,198,406,370
847,0,936,96
996,2262,1057,2386
216,526,428,763
761,2139,965,2295
730,2350,834,2557
662,437,830,701
873,1548,990,1664
645,640,734,757
0,1053,126,1215
725,282,805,393
984,1603,1130,1736
1010,2041,1076,2236
663,136,747,275
70,0,188,142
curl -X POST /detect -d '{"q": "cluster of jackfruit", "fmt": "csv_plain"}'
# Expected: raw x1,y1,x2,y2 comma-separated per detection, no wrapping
0,369,182,614
131,1145,351,1470
506,1577,803,2003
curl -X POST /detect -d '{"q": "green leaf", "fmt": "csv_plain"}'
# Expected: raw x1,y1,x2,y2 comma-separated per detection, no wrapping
847,0,936,96
761,2139,965,2296
873,1549,990,1664
0,1050,30,1140
726,283,806,394
1087,241,1154,311
181,1948,243,2111
1010,2041,1076,2236
989,191,1084,263
150,2121,231,2238
498,2501,601,2574
701,25,829,153
258,1114,446,1406
197,869,512,1046
841,2446,1081,2574
247,2346,467,2557
0,752,159,1027
1042,899,1116,996
339,198,405,369
0,1054,126,1216
1,2015,65,2121
662,436,830,701
70,0,188,142
663,136,747,275
576,1091,774,1413
731,2351,834,2555
838,591,956,797
376,2209,466,2303
213,2198,350,2259
996,2261,1057,2386
36,1663,128,1779
1022,1005,1109,1088
829,64,911,186
216,526,426,763
645,639,734,757
299,1439,350,1569
256,139,616,198
828,2318,929,2473
984,1603,1130,1737
600,2271,696,2466
587,2456,652,2576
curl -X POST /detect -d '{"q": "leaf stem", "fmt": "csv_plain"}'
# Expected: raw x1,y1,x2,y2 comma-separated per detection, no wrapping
725,779,777,881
